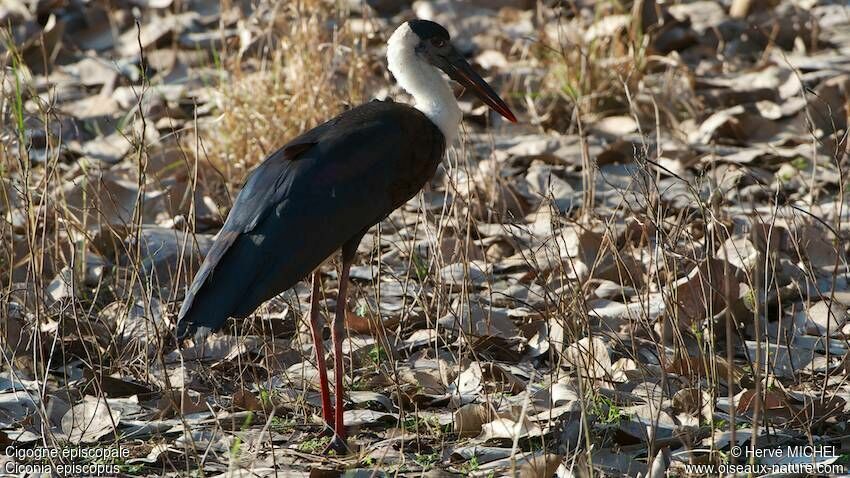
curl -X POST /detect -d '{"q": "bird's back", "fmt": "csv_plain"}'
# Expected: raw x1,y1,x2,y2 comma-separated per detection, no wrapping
176,100,444,340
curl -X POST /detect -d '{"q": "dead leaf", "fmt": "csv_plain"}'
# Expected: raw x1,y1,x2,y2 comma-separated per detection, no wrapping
156,389,207,418
437,298,519,338
564,337,612,381
592,116,638,137
344,308,399,336
802,300,848,336
81,370,154,399
518,453,563,478
670,258,744,327
737,389,795,420
454,403,490,437
232,388,263,411
62,396,121,444
448,362,483,406
342,409,398,427
479,417,543,441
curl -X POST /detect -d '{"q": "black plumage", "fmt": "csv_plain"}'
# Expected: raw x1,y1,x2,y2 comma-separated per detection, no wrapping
407,19,450,43
176,100,445,340
175,18,517,454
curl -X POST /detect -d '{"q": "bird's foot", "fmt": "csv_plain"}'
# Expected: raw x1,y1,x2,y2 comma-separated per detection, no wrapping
322,435,350,455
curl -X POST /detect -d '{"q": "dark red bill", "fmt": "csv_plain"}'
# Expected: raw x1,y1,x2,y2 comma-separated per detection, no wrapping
446,57,517,123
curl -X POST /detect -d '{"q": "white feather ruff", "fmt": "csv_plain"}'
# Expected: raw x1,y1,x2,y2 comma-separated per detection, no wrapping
387,23,462,144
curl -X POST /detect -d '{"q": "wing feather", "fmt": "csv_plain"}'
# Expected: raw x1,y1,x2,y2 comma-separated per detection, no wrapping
176,101,443,341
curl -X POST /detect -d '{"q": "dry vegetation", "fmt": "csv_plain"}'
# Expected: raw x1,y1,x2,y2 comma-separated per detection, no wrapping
1,0,849,476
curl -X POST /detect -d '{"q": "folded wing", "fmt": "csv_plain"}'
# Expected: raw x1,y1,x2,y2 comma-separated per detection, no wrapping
176,101,444,341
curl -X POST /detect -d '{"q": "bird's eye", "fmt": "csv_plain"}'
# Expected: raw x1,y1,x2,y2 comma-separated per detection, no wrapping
431,38,446,48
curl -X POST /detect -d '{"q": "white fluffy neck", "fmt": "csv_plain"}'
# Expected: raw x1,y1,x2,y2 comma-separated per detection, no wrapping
387,23,462,144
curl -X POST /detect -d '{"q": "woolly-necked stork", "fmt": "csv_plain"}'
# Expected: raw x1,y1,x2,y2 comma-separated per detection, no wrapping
176,19,516,453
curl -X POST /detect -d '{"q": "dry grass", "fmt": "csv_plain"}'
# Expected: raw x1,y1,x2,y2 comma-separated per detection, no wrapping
201,1,373,193
533,4,649,127
1,0,849,476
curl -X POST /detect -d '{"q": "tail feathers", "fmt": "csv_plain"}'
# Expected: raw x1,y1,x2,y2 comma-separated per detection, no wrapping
176,292,225,343
175,319,214,343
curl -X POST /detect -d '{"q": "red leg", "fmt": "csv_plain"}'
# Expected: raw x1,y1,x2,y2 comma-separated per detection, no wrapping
326,259,351,454
308,272,333,431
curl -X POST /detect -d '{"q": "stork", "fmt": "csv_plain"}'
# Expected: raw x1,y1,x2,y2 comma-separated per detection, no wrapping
176,19,516,453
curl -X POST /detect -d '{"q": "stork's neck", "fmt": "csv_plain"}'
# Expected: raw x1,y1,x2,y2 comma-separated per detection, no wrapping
387,23,462,144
